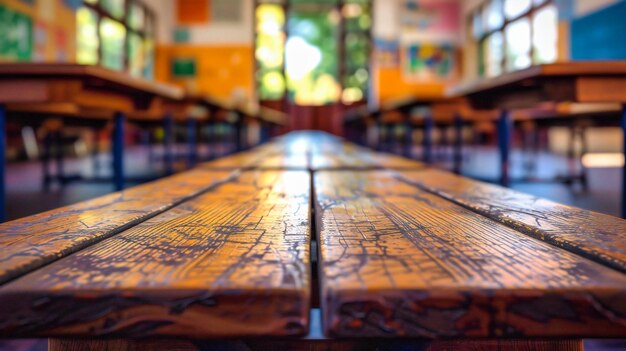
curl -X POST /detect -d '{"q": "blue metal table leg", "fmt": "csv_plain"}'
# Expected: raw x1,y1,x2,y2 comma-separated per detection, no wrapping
186,117,197,168
423,115,433,163
164,113,174,175
112,112,125,191
0,105,5,222
498,110,512,187
622,105,626,218
453,114,463,174
403,111,413,158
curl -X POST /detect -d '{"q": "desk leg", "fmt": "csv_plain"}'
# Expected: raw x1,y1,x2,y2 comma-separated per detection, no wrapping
164,114,174,175
376,122,384,151
112,112,125,191
186,117,197,168
498,110,512,187
403,116,413,158
423,115,433,163
622,105,626,218
453,114,463,174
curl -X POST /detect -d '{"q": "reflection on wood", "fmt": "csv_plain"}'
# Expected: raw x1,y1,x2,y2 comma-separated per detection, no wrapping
315,171,626,338
398,169,626,273
0,169,233,285
0,171,311,338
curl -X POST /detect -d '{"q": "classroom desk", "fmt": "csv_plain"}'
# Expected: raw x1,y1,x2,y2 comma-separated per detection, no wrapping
0,63,184,222
344,96,467,171
449,62,626,218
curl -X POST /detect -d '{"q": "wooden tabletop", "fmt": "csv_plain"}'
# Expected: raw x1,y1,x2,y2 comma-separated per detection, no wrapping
449,61,626,109
0,131,625,340
0,63,184,100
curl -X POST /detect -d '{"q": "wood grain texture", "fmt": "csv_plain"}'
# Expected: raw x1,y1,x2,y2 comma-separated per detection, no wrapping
0,169,233,285
48,338,583,351
315,171,626,338
310,151,424,170
0,171,311,338
199,151,268,170
397,169,626,273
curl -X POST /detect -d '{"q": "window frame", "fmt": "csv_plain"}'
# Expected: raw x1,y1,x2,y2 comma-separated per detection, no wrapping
469,0,555,77
79,0,156,77
253,0,372,106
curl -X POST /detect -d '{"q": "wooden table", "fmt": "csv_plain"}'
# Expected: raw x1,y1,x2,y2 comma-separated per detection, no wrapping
449,62,626,218
1,131,625,350
0,63,185,222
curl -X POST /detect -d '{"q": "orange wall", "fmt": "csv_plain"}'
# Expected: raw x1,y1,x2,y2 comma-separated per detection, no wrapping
155,45,254,101
375,66,447,104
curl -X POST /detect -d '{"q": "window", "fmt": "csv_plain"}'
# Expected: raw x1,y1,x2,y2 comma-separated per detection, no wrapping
77,0,156,79
471,0,557,77
254,0,372,106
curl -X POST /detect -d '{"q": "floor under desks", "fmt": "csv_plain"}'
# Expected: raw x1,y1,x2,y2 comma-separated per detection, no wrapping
5,144,622,221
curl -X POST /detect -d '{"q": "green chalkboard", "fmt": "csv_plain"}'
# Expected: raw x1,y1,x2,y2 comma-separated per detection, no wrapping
171,58,196,77
0,4,33,61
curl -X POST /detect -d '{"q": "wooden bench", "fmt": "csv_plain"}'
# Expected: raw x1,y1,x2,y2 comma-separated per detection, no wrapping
0,169,311,340
315,169,626,338
1,131,625,351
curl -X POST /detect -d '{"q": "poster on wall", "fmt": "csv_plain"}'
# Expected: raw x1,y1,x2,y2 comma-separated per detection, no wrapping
402,43,455,81
400,0,460,43
0,4,33,61
373,38,399,68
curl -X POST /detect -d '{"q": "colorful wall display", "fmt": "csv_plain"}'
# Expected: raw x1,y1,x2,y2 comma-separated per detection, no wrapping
0,3,33,61
400,0,460,42
373,38,399,68
402,43,455,81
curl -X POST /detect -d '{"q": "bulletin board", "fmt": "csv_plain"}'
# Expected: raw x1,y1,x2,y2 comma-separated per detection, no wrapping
0,3,33,61
402,43,455,81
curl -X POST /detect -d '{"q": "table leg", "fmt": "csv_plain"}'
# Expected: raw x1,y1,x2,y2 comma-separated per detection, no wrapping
423,115,434,163
622,105,626,218
186,117,197,168
112,112,125,191
0,105,5,223
498,110,512,187
376,122,384,152
42,132,52,190
453,114,463,174
164,114,174,175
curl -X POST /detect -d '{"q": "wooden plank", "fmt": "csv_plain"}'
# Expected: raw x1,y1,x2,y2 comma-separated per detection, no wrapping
315,170,626,338
198,151,268,170
0,171,311,338
311,150,424,170
397,169,626,273
48,338,584,351
0,169,233,285
255,154,309,170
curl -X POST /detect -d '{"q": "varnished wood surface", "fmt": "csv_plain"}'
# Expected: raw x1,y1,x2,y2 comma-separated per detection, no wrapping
397,169,626,273
450,62,626,98
0,169,234,286
315,170,626,338
449,61,626,109
0,171,311,338
48,338,583,351
0,63,183,100
199,151,270,170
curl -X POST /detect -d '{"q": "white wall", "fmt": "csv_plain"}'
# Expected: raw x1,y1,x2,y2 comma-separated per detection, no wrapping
144,0,254,46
